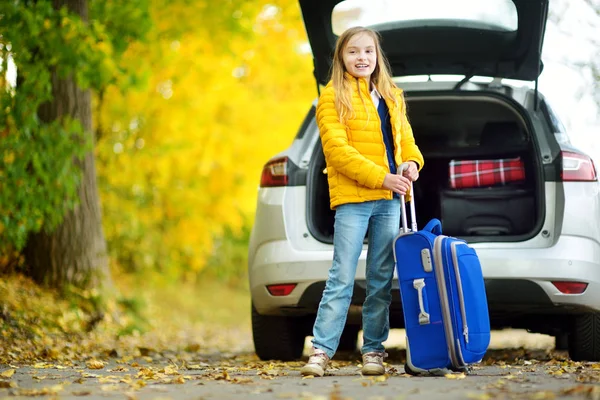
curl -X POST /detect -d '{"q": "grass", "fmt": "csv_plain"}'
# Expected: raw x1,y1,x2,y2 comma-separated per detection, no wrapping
0,269,253,364
113,270,251,331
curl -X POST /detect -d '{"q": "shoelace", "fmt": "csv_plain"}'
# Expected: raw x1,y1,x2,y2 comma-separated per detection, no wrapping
363,352,388,364
308,351,328,364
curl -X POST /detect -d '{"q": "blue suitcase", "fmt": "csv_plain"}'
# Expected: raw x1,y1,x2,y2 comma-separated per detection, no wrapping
393,174,491,376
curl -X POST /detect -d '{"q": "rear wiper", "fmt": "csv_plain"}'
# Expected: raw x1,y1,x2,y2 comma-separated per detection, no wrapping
453,73,475,90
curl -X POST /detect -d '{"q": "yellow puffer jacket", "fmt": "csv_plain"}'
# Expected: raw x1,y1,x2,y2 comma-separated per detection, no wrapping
317,74,424,209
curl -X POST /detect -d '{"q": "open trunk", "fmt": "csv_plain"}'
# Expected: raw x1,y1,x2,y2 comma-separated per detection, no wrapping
307,92,544,244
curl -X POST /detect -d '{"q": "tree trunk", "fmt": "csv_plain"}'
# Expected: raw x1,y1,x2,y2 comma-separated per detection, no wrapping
24,0,110,289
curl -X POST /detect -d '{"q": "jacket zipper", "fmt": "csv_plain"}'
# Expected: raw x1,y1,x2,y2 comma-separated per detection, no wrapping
359,78,394,174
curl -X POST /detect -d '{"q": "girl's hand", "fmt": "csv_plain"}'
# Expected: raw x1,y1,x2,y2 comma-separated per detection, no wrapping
383,173,411,195
402,161,419,182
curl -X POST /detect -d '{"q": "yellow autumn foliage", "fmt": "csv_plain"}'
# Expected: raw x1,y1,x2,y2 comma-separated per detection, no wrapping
95,1,316,277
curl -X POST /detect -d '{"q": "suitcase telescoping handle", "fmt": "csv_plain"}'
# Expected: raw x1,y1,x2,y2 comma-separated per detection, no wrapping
399,162,418,233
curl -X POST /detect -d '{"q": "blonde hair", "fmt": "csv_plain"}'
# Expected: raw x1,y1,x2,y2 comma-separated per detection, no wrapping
331,26,400,122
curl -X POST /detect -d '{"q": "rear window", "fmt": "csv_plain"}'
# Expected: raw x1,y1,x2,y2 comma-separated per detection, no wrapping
540,100,571,145
332,0,518,35
294,105,316,140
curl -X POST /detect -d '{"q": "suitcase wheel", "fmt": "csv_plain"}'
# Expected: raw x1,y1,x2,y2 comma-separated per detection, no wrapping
404,363,453,377
404,363,418,376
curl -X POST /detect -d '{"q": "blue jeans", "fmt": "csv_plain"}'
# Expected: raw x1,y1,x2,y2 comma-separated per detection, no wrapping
311,199,401,358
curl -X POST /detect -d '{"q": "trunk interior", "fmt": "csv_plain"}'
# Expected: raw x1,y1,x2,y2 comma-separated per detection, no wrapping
307,93,544,243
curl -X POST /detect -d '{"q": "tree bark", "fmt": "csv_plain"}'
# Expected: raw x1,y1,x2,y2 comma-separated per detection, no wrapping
24,0,110,289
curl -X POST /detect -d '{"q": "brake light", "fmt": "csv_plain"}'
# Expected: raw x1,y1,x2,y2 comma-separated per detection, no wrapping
561,151,597,181
552,281,588,294
260,157,289,187
266,284,297,296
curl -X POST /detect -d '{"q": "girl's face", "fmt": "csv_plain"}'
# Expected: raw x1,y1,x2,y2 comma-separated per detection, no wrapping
342,33,377,80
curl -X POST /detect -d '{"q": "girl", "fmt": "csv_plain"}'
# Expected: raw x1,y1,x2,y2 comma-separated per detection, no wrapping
300,26,424,377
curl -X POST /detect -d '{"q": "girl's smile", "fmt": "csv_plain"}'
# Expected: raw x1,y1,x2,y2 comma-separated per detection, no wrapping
343,33,377,80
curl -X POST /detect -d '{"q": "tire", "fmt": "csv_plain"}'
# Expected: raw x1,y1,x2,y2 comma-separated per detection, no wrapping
251,304,305,361
568,312,600,361
338,325,360,352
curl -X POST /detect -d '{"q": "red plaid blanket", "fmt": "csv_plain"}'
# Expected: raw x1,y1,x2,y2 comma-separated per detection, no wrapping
449,157,526,189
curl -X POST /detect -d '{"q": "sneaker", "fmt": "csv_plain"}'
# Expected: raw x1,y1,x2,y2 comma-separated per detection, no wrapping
300,348,330,377
361,351,388,375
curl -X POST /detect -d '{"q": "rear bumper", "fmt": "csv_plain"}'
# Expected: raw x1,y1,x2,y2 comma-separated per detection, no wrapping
474,234,600,316
249,234,600,319
293,278,586,330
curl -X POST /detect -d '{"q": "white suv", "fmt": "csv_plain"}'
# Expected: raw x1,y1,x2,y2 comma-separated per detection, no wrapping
248,0,600,362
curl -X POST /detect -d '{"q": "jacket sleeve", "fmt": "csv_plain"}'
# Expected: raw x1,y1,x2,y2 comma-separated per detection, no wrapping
316,87,387,189
397,90,424,171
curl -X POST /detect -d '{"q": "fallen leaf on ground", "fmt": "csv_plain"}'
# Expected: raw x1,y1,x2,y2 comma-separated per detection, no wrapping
186,343,201,352
186,364,207,370
72,390,92,396
528,391,556,399
86,360,105,370
100,384,121,391
1,369,15,378
13,384,63,396
108,366,129,372
371,374,389,383
233,377,253,384
131,380,146,390
561,385,600,397
162,365,179,375
136,367,155,379
98,376,120,384
445,372,466,380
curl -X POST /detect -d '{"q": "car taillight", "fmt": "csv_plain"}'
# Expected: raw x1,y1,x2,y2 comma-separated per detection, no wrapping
266,284,297,296
260,157,289,187
561,151,597,182
552,281,588,294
